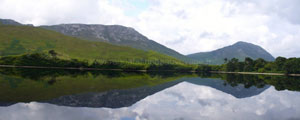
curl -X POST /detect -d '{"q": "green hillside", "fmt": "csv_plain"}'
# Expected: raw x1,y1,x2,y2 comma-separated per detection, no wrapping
41,24,199,64
187,41,275,65
0,25,182,63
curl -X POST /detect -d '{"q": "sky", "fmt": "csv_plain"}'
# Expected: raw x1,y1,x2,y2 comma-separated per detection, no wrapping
0,0,300,57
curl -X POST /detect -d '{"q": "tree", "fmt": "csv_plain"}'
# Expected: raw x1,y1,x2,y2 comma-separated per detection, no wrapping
226,58,239,72
197,64,212,72
283,58,300,74
244,57,254,72
224,58,228,64
274,56,287,71
254,58,267,71
48,50,58,58
237,62,245,71
263,62,273,72
245,57,254,65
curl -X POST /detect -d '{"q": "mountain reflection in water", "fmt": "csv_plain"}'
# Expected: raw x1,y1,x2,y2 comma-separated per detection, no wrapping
0,68,300,120
1,83,300,120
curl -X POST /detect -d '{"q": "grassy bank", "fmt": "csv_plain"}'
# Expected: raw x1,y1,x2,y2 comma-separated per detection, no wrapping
0,52,199,72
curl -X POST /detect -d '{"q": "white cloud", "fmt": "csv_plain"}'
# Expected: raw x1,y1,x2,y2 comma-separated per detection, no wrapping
0,0,300,57
133,0,300,57
1,82,300,120
0,0,134,25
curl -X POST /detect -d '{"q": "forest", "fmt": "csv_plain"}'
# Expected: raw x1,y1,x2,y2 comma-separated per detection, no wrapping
0,50,196,72
0,50,299,74
220,57,300,74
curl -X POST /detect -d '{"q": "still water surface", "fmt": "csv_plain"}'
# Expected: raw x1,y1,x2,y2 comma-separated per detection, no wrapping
0,68,299,120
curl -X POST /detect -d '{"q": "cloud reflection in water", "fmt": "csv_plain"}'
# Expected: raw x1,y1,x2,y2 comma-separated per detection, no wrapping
0,82,300,120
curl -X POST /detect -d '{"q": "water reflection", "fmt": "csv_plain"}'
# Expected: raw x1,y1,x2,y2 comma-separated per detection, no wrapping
0,68,192,105
45,78,186,108
0,83,300,120
186,77,270,98
1,68,300,119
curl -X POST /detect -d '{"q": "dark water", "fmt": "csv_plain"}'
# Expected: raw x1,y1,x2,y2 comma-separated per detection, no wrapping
0,68,300,120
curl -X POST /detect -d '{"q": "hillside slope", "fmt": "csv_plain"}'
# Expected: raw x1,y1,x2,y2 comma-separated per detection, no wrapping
187,41,275,65
0,25,182,63
0,18,33,26
0,18,22,26
41,24,198,63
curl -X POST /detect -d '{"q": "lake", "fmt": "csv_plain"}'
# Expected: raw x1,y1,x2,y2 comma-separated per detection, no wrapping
0,68,300,120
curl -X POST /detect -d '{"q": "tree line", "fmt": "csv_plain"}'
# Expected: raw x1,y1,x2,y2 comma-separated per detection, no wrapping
0,50,197,72
215,74,300,92
220,57,300,74
0,50,299,74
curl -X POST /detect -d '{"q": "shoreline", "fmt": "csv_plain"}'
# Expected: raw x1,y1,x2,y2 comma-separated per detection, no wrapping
0,65,187,72
210,71,300,77
1,65,300,76
0,65,144,72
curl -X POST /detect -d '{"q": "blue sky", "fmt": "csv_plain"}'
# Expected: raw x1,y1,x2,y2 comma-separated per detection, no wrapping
123,0,150,16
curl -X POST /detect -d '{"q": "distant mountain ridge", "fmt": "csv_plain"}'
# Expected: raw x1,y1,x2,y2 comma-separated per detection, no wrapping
1,18,275,65
186,77,270,98
0,18,33,26
187,41,275,65
40,24,198,63
1,19,194,63
0,22,182,63
0,19,22,26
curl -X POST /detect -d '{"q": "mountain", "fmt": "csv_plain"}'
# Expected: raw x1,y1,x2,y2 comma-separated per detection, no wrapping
44,78,185,108
0,24,182,63
46,76,270,108
0,19,22,26
0,18,33,26
40,24,198,63
0,68,190,106
45,76,269,108
187,41,275,65
186,77,270,98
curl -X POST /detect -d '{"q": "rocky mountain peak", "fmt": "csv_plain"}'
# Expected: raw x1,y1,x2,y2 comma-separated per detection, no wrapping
41,23,197,63
0,19,22,25
42,24,148,43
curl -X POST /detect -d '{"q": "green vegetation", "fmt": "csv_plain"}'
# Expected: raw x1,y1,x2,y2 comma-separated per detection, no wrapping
0,51,199,72
1,49,299,74
214,74,300,92
1,68,299,103
0,25,182,63
0,68,195,102
219,57,300,74
41,24,199,64
0,25,298,74
187,41,275,64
